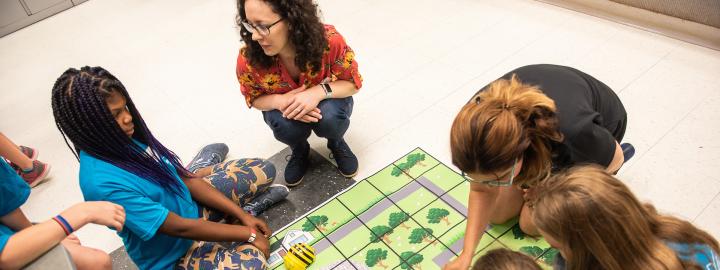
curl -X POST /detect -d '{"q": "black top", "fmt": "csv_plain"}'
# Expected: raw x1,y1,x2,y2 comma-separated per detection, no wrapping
478,64,627,168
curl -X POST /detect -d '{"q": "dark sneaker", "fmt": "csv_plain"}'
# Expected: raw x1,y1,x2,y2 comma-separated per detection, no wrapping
20,160,51,187
19,146,38,160
284,142,310,187
328,139,358,178
621,143,635,163
242,184,290,216
187,143,229,173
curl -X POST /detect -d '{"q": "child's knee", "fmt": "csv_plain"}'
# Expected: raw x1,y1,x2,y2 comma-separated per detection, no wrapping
259,159,276,182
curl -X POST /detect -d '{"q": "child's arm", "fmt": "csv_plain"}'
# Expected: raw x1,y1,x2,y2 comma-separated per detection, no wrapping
158,213,270,257
0,202,124,270
182,176,270,236
0,209,32,232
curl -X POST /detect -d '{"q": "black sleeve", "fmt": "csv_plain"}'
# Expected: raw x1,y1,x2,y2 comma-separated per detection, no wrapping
567,120,617,167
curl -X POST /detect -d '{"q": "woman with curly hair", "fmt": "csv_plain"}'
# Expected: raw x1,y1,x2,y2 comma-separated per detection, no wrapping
445,64,632,270
236,0,362,186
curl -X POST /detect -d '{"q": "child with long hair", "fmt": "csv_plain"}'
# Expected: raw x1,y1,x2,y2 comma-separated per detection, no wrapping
445,64,630,269
51,66,288,270
532,165,719,270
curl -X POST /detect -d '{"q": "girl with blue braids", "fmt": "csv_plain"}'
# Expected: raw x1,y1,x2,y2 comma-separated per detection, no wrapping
51,66,287,270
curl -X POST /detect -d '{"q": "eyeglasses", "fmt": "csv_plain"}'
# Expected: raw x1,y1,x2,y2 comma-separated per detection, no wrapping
462,158,517,187
241,18,283,36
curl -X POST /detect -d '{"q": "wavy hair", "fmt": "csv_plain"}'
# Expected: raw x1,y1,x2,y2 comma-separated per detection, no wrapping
51,66,192,193
532,165,720,270
450,74,563,186
236,0,327,72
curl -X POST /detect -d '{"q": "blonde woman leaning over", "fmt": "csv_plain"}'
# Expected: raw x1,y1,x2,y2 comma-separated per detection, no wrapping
444,64,632,269
532,165,719,270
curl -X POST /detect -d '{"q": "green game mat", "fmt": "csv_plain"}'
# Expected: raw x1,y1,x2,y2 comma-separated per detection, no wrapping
266,148,558,270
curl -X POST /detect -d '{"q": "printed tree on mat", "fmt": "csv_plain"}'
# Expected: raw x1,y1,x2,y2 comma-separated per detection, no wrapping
302,215,329,232
365,248,389,269
408,228,436,245
541,248,560,265
370,225,394,244
388,212,411,230
391,153,427,177
426,208,451,225
399,252,424,270
512,225,525,240
519,246,544,258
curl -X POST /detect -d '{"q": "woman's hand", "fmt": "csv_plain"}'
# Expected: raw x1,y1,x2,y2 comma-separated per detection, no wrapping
443,252,472,270
237,215,271,238
61,202,125,232
283,86,324,120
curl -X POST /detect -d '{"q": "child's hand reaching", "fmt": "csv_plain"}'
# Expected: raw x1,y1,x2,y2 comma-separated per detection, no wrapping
61,201,126,232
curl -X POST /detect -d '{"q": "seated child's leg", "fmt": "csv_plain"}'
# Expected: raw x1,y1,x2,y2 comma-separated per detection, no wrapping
175,241,267,270
62,238,111,270
199,159,276,221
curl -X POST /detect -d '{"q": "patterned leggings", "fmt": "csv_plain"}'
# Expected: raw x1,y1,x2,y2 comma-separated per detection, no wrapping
175,158,275,270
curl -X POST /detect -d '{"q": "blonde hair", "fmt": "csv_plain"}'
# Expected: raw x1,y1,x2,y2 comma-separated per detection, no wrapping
450,74,563,186
472,249,542,270
531,165,720,270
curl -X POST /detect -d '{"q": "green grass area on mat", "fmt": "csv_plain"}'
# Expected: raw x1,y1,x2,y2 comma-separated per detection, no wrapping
301,199,355,236
350,242,402,270
445,181,470,209
393,148,439,179
393,187,436,215
413,199,464,240
368,165,414,196
337,180,385,215
420,164,465,192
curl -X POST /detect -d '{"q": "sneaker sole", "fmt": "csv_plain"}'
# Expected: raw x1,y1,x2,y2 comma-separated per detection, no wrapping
28,164,51,188
339,167,358,178
285,176,304,187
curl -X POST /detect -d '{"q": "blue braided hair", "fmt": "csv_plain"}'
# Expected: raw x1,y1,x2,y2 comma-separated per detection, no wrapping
51,66,191,193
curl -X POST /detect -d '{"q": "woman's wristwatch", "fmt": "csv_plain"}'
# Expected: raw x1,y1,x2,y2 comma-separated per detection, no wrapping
320,82,332,99
248,228,257,243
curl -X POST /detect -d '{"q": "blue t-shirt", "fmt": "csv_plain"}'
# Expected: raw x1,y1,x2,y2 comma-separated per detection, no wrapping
0,158,31,254
667,241,719,270
79,150,199,270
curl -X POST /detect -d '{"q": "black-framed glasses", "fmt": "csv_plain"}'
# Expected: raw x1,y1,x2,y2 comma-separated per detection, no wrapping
241,18,283,36
462,158,517,187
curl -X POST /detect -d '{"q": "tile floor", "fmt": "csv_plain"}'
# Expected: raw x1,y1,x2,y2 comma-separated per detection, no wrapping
0,0,718,254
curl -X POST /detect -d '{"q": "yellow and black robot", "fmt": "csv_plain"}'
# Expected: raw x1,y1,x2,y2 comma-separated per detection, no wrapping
283,243,315,270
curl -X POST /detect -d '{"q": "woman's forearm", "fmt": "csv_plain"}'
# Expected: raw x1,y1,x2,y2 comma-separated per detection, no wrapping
251,94,282,111
325,80,358,99
459,185,497,259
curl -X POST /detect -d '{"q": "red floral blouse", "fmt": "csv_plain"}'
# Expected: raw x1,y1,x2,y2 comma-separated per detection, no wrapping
236,24,362,107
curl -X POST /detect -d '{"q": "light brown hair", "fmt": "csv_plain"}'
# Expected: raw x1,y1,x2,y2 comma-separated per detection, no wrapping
531,165,720,270
450,74,563,186
472,249,542,270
